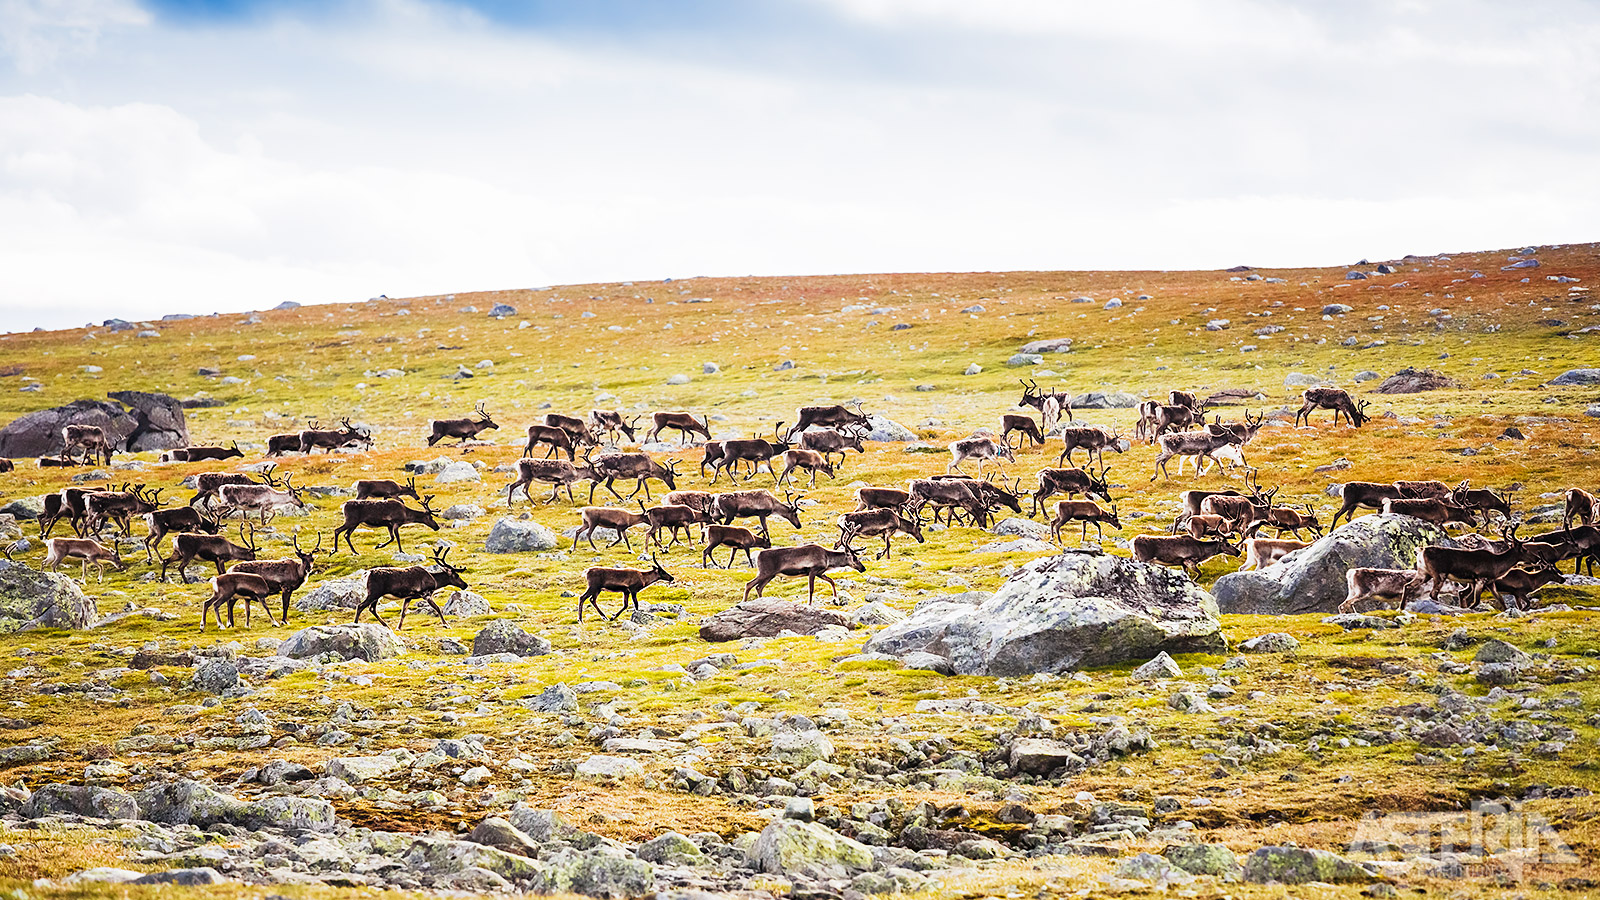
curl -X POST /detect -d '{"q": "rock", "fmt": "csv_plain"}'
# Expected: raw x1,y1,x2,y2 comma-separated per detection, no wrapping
525,682,577,712
1214,515,1450,615
636,831,706,866
1131,651,1183,681
770,730,834,765
134,868,230,885
472,620,552,657
63,867,145,884
699,599,852,642
848,600,904,627
993,517,1050,540
666,374,691,385
0,497,45,520
1477,663,1519,685
441,503,483,520
576,755,643,780
1009,738,1083,775
749,818,874,879
1242,846,1376,884
1240,633,1299,653
1006,354,1044,367
442,590,491,617
277,624,405,661
1104,298,1124,309
963,363,982,375
540,848,653,898
1117,852,1192,884
470,817,542,857
899,651,955,675
485,518,559,552
0,391,188,458
863,552,1225,675
0,560,100,631
975,537,1055,553
1548,368,1600,386
862,414,916,441
294,572,368,611
191,658,239,694
1345,271,1368,280
1165,843,1242,880
1019,337,1073,354
1353,370,1381,382
1068,390,1138,409
1372,367,1456,394
135,779,251,827
1474,639,1530,665
1501,258,1540,270
434,461,480,483
22,784,140,820
1284,372,1329,387
1323,304,1353,315
488,303,517,317
404,836,542,883
327,754,407,783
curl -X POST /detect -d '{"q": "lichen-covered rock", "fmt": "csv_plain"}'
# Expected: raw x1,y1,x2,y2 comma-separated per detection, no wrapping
1241,846,1376,884
135,780,252,827
699,599,852,642
864,552,1225,675
326,753,408,783
471,620,551,657
538,847,653,898
277,624,404,661
0,560,100,632
1474,639,1530,665
1117,852,1193,883
1240,633,1299,653
294,572,368,611
404,836,545,882
636,831,706,866
485,518,559,552
442,590,491,617
1009,738,1083,775
469,817,542,858
1549,368,1600,386
1214,515,1450,615
862,414,916,442
22,784,139,820
243,796,337,833
749,818,874,879
769,729,834,766
190,658,239,694
1164,843,1242,880
1132,651,1183,681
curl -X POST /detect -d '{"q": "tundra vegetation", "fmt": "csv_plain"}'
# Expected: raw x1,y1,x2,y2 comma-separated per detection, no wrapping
0,245,1598,898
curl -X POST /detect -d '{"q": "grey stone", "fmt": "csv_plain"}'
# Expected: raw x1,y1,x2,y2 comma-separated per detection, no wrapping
1284,372,1330,387
1477,663,1519,685
1019,337,1073,354
749,818,874,879
277,624,405,661
666,374,691,385
1069,390,1140,409
441,590,491,617
22,784,139,820
1117,852,1192,884
539,847,653,898
472,620,552,657
525,682,577,712
899,651,955,675
637,831,705,866
434,461,480,483
0,560,100,632
1323,304,1353,315
1548,368,1600,386
489,303,517,317
1164,843,1242,880
699,599,852,642
1009,738,1082,775
770,730,834,766
1242,845,1375,884
1131,651,1182,681
294,572,368,611
0,496,45,520
848,600,905,627
469,817,541,857
486,518,560,552
1006,354,1044,367
191,658,239,694
1239,632,1299,653
133,868,230,885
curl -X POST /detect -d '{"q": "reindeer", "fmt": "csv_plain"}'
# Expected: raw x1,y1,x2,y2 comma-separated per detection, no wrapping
778,449,835,487
354,546,469,630
62,424,112,465
948,436,1015,475
908,478,991,528
523,423,584,460
1182,442,1249,477
356,477,421,501
743,543,865,604
589,410,639,444
219,472,306,525
332,496,441,554
1381,497,1478,529
1395,480,1453,499
798,427,866,468
1169,390,1203,413
573,505,651,551
934,475,1024,523
1492,565,1565,611
38,491,81,539
665,490,717,522
200,572,276,631
142,505,220,563
712,490,803,539
1239,537,1312,571
1030,467,1113,516
645,503,703,550
711,426,791,483
783,402,871,442
703,524,771,568
1417,525,1528,606
43,537,123,582
507,458,602,504
1295,387,1369,427
266,433,303,456
1150,427,1243,481
1330,481,1405,527
161,525,258,583
183,442,245,462
1018,380,1072,426
37,456,81,468
1185,514,1234,539
699,441,727,478
229,532,320,623
190,472,260,511
1135,400,1162,444
588,454,679,502
1048,500,1121,544
1057,426,1129,468
426,405,497,446
1450,481,1513,528
1262,504,1322,539
83,485,161,537
1200,490,1277,536
0,459,13,474
544,413,599,449
1001,414,1046,449
1211,410,1266,447
1130,533,1241,580
303,417,372,453
1150,404,1201,440
647,411,712,445
577,557,674,621
1563,488,1597,531
855,487,913,516
1339,568,1425,613
836,508,924,559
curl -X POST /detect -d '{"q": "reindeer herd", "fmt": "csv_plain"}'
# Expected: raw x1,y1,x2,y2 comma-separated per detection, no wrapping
2,384,1597,629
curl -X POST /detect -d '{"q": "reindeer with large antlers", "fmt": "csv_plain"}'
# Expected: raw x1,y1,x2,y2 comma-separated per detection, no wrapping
1030,466,1113,516
507,457,603,505
711,489,803,539
143,503,220,563
229,531,321,624
797,426,867,469
83,484,161,537
588,453,679,502
783,402,871,442
1058,425,1130,468
589,409,639,444
303,416,371,453
836,509,924,559
1295,387,1369,427
332,496,441,554
218,471,306,525
578,557,675,622
1018,380,1073,427
427,404,497,446
355,477,421,501
182,442,245,462
1417,524,1530,607
356,545,469,630
710,425,792,483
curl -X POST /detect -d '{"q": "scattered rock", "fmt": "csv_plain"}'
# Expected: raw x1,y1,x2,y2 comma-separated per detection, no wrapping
1239,633,1299,653
434,461,480,483
472,620,552,657
1548,368,1600,386
1372,367,1456,394
862,414,917,441
699,599,852,642
749,818,874,880
277,624,405,661
1069,391,1139,409
1131,651,1183,681
0,392,188,458
485,518,559,553
1242,846,1376,884
1164,843,1242,880
1019,338,1073,354
0,560,101,631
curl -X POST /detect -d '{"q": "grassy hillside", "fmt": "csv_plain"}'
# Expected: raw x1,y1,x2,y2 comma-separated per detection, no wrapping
0,243,1598,898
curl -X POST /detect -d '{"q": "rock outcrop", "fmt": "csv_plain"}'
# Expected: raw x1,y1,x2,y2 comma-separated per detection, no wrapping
699,599,853,642
0,560,100,632
0,392,188,458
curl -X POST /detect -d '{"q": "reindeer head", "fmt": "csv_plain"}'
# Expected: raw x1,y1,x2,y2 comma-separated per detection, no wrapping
1106,502,1124,531
650,555,675,584
292,530,323,567
472,404,499,430
1019,378,1042,408
401,476,420,500
841,544,866,572
1089,466,1114,503
659,460,680,491
430,544,469,589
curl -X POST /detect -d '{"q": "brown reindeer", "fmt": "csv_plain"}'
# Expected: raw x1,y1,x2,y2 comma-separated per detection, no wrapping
1263,503,1322,539
743,543,865,604
83,484,161,536
703,524,771,568
711,426,792,483
143,505,220,563
161,525,258,583
573,505,650,551
218,473,306,525
855,487,912,516
355,477,421,501
1018,380,1072,425
266,433,303,456
836,508,924,559
1381,497,1478,528
1151,428,1243,481
711,490,803,539
1131,533,1241,580
303,417,372,453
1330,481,1404,527
577,557,675,621
1417,525,1527,605
332,496,441,553
43,537,123,582
355,546,469,630
647,411,712,445
507,458,602,504
1030,467,1113,516
778,449,835,488
1563,488,1597,530
544,413,599,449
908,479,991,528
1000,414,1046,449
798,426,867,468
1049,500,1122,544
644,503,703,550
588,454,679,502
183,442,245,462
1450,481,1513,528
1239,537,1311,571
1058,426,1130,468
426,404,497,446
783,403,870,442
1295,387,1369,427
201,572,276,630
1492,564,1564,611
0,459,13,474
524,423,585,460
62,424,112,465
229,532,321,624
589,409,639,444
1339,568,1425,613
189,471,260,511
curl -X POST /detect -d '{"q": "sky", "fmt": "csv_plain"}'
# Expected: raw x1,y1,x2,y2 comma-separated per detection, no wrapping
1,0,1597,330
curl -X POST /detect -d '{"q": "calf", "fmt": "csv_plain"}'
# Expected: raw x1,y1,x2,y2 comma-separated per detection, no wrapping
1130,534,1240,580
1000,414,1045,449
523,424,582,460
1239,537,1311,571
1493,565,1564,611
1381,497,1477,528
1339,568,1424,613
1048,500,1121,544
699,441,727,478
201,573,277,631
836,508,924,559
356,547,469,630
778,448,835,487
578,558,675,621
645,503,702,550
574,506,650,551
43,537,123,582
703,524,771,568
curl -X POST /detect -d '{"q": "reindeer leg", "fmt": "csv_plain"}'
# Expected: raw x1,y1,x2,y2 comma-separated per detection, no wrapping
819,573,841,604
880,533,891,560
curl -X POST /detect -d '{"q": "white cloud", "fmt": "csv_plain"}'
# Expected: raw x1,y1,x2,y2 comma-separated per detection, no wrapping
0,0,147,73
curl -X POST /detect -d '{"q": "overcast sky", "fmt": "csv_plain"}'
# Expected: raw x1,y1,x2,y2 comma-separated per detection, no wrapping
2,0,1597,330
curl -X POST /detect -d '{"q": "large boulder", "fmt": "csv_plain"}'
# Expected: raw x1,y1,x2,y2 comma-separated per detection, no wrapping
0,392,187,459
699,599,852,642
749,818,874,880
294,572,369,611
471,620,552,657
485,518,559,553
22,784,140,820
861,414,916,442
1548,368,1600,386
1371,367,1456,394
1212,514,1450,615
864,552,1225,675
1068,391,1139,409
277,624,405,661
0,560,100,632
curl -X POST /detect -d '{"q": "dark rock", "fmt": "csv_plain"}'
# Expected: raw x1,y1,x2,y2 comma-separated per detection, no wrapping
1371,367,1456,394
489,303,517,318
0,560,100,631
1547,368,1600,386
22,784,139,820
0,392,187,459
133,868,230,885
699,599,852,642
469,817,541,857
472,620,552,657
191,658,239,694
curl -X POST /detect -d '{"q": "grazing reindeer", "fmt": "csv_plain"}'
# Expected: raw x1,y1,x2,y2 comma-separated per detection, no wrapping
588,454,679,502
1330,481,1405,527
83,485,161,536
856,487,913,516
1450,481,1513,528
703,524,771,568
143,505,220,563
1339,568,1425,613
665,490,717,521
1263,503,1322,539
1239,537,1311,571
190,472,260,510
1057,426,1129,468
743,544,865,604
1200,490,1277,536
573,505,651,550
778,449,835,487
699,441,727,478
229,532,320,624
332,496,441,553
507,458,602,504
426,405,497,446
43,537,123,582
711,426,792,483
1150,427,1243,481
1381,497,1478,528
183,442,245,462
524,423,584,460
1001,414,1046,449
712,490,803,539
1049,500,1121,544
62,424,112,465
948,436,1015,475
1295,387,1369,427
1563,488,1597,530
836,508,924,559
1018,380,1072,426
161,525,258,583
1030,467,1113,516
201,572,276,630
908,479,992,528
1395,479,1453,499
1417,525,1527,606
356,546,469,630
0,459,13,474
1131,533,1241,580
1185,514,1234,539
589,410,639,444
1150,404,1201,440
302,417,371,453
644,503,703,550
783,402,871,442
219,472,306,525
577,557,674,621
355,477,421,501
798,427,866,468
647,411,712,445
266,433,303,456
1492,565,1564,611
544,413,598,449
